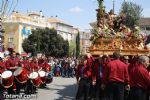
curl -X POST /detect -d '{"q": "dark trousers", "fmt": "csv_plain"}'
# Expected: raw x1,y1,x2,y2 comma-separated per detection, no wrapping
128,87,147,100
7,85,14,94
15,78,22,94
25,79,36,94
106,82,125,100
91,79,104,100
0,85,4,100
124,89,129,100
76,78,90,100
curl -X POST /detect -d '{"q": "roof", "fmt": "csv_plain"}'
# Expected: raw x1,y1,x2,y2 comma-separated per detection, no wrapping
139,18,150,26
48,17,73,27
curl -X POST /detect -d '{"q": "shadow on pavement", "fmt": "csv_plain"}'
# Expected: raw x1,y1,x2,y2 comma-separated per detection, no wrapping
55,84,77,100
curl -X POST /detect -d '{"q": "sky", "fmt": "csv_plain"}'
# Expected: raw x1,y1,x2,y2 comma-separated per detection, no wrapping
15,0,150,31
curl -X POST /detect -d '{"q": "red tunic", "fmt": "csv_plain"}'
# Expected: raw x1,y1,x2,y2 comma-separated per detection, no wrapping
0,61,6,74
29,61,38,72
22,60,31,74
76,63,93,82
129,64,150,90
38,60,51,72
102,59,129,85
5,57,19,71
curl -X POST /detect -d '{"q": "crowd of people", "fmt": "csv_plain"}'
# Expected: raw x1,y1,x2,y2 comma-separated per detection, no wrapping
75,52,150,100
48,57,77,78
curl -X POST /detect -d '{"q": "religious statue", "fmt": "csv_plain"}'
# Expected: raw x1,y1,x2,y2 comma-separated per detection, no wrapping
97,0,104,8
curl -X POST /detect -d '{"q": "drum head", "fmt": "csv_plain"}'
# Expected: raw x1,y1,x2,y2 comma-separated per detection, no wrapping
14,67,22,76
1,71,12,78
29,72,38,79
38,71,46,77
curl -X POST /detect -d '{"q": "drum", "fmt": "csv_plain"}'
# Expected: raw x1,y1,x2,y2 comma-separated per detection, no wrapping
46,72,53,84
1,71,14,88
14,67,28,83
38,70,46,84
29,72,42,87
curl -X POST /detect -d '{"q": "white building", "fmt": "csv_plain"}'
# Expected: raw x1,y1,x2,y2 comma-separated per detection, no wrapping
48,17,76,41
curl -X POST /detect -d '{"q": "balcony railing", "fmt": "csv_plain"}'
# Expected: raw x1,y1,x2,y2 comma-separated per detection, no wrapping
4,16,50,28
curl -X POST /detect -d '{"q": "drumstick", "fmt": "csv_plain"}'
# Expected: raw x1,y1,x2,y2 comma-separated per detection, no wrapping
38,67,42,72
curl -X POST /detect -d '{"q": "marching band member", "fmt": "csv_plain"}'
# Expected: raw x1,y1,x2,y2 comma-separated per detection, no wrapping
38,56,51,72
0,57,5,100
5,51,18,94
101,52,129,100
25,56,38,94
38,56,51,87
128,56,150,100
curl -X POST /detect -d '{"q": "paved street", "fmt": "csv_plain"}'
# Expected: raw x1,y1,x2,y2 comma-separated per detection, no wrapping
37,77,77,100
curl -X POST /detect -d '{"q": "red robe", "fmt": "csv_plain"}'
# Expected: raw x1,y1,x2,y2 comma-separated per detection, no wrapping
102,59,129,85
5,57,19,71
129,64,150,90
0,61,6,74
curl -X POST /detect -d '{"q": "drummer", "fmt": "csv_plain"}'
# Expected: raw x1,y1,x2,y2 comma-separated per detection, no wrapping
38,56,51,72
5,51,19,94
25,56,38,94
38,56,51,87
0,57,5,100
5,51,18,72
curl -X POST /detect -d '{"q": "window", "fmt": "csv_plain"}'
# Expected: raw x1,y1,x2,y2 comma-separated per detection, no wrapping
9,38,14,43
146,27,150,30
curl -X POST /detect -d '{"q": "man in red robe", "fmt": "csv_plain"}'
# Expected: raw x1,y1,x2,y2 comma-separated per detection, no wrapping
0,57,5,100
101,52,129,100
128,56,150,100
76,54,94,100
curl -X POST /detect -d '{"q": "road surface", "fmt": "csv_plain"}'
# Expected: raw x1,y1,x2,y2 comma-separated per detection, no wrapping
4,77,77,100
37,77,77,100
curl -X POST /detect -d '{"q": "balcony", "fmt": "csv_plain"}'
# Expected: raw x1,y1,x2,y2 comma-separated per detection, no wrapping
4,16,49,28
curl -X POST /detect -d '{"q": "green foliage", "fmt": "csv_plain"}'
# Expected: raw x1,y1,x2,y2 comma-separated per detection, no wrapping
76,32,80,58
69,41,76,56
22,28,69,57
119,1,143,28
22,39,35,53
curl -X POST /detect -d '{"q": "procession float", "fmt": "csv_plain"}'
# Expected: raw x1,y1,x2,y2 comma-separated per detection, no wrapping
89,0,149,56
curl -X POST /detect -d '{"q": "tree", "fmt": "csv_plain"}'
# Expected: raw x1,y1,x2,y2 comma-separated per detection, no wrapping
69,41,76,57
76,32,80,58
119,1,143,28
22,39,35,54
22,28,69,57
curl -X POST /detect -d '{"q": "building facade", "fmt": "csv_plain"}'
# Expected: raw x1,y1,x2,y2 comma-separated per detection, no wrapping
80,31,92,55
48,17,75,41
139,18,150,35
4,11,77,53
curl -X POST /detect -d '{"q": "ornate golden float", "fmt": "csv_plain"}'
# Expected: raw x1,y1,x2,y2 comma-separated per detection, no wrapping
89,0,149,56
89,38,149,55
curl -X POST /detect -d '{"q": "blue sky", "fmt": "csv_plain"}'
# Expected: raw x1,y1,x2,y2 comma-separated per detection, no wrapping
16,0,150,31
